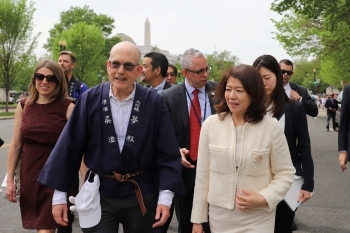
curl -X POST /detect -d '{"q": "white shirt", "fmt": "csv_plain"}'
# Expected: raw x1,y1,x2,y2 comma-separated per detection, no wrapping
53,83,174,207
284,82,302,102
152,79,167,94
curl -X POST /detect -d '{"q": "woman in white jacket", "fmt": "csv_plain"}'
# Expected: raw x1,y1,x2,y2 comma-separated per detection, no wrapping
191,64,295,233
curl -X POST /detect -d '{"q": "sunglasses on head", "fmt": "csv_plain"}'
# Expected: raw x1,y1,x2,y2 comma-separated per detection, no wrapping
281,69,293,75
34,73,58,83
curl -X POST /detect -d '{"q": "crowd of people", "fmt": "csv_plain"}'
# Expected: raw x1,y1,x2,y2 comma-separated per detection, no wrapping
3,40,321,233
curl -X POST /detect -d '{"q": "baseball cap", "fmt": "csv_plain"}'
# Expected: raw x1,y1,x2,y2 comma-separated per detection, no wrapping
72,173,101,228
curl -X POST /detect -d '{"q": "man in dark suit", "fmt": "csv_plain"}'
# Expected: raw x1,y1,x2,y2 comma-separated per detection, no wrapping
280,59,318,117
325,93,339,131
141,52,172,93
162,48,216,233
280,58,317,231
141,52,173,233
339,85,350,171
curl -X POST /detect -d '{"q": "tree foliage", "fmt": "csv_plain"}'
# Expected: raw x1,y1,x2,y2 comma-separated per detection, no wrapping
44,5,114,51
271,1,350,91
51,22,105,87
0,0,40,111
206,50,240,81
271,0,350,30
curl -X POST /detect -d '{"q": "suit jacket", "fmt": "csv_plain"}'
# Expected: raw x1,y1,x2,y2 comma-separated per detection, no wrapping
325,97,339,115
164,81,172,90
290,82,318,117
161,81,217,150
191,114,295,223
284,101,314,192
145,80,172,92
338,85,350,154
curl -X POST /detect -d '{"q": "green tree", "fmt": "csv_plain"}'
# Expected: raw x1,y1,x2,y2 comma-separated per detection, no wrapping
271,0,350,30
14,54,38,91
52,22,105,87
44,5,114,52
271,13,322,58
206,50,240,81
272,9,350,90
0,0,40,112
151,45,161,52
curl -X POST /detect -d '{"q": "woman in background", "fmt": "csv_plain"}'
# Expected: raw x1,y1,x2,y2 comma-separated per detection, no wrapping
253,55,314,233
6,60,74,233
191,64,295,233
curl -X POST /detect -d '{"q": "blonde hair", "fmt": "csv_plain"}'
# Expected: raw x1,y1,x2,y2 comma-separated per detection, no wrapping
27,60,69,106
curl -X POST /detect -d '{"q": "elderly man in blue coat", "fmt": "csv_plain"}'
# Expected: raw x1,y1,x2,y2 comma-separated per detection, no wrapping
38,41,184,233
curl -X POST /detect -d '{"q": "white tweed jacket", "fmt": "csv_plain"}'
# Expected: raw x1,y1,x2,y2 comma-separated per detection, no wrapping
191,113,295,223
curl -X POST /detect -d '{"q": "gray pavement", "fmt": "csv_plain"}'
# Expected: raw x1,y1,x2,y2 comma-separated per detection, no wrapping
1,109,350,232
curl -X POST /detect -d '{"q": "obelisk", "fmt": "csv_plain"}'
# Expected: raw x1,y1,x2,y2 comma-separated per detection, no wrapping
144,18,151,46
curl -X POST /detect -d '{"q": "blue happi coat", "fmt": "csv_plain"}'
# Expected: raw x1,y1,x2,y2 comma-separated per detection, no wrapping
38,82,184,198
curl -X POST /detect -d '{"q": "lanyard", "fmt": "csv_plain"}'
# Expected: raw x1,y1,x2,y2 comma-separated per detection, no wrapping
185,87,207,126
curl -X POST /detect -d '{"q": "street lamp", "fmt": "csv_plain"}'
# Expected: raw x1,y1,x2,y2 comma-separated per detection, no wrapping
313,68,316,84
59,39,67,51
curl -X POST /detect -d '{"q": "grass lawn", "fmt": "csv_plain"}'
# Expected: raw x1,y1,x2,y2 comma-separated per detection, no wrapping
0,112,15,117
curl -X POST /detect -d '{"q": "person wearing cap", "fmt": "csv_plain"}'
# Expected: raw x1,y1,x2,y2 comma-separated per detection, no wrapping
38,41,184,233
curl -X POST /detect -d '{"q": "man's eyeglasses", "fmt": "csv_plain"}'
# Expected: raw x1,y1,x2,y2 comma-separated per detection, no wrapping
108,60,139,72
185,65,212,76
166,72,176,77
281,69,293,75
34,73,58,83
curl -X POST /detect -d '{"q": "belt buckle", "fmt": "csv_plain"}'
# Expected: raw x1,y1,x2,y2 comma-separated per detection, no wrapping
121,174,130,181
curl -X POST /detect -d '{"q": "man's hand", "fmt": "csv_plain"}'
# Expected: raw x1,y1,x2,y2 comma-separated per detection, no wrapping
339,151,348,172
52,204,69,226
290,90,301,101
180,148,195,169
152,204,170,228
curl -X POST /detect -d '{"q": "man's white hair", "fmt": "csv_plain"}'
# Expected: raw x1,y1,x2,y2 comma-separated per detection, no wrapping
180,48,204,70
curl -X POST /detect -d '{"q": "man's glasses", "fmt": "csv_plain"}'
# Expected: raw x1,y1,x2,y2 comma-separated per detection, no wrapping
34,73,58,83
185,65,212,76
166,72,176,77
108,60,139,72
281,69,293,75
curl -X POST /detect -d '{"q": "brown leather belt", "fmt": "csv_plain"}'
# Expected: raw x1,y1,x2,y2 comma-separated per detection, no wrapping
94,170,147,216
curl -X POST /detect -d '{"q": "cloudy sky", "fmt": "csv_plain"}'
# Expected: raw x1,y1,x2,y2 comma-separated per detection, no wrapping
31,0,290,64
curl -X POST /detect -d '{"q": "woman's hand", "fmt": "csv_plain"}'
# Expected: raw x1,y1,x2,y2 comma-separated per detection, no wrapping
236,189,268,211
192,223,204,233
339,151,348,172
5,181,17,203
298,190,312,204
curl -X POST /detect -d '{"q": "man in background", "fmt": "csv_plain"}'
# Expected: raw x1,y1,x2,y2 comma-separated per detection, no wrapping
162,48,216,233
280,59,318,117
58,51,88,103
325,93,339,131
141,52,172,93
57,50,89,233
166,64,178,85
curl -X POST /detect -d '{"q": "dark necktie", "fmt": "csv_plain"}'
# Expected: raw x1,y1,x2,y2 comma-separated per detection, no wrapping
189,89,201,161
